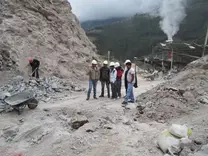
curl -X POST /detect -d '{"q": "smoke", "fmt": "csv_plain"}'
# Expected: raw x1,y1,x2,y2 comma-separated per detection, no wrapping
159,0,187,41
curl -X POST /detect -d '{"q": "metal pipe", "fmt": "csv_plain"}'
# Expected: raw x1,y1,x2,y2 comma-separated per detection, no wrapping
202,26,208,57
107,51,110,64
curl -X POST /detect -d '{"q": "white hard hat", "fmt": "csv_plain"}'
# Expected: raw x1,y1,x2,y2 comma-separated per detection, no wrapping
109,62,115,67
92,60,97,65
124,59,131,65
103,60,108,65
115,62,120,68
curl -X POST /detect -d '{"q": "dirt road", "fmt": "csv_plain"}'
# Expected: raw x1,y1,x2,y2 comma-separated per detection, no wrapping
0,77,166,156
1,77,207,156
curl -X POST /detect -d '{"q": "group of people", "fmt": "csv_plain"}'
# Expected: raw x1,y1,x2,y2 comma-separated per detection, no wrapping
27,57,136,105
87,59,136,105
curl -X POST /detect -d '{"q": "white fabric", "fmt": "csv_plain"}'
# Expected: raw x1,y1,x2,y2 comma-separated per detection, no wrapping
110,69,117,83
127,68,135,83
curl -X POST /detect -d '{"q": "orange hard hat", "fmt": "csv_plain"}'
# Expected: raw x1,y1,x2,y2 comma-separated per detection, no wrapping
29,58,33,63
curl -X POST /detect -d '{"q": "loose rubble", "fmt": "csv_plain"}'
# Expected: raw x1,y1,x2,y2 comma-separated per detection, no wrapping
0,76,85,103
136,56,208,122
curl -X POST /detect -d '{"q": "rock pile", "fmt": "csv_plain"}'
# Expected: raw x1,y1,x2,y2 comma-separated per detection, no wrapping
0,76,85,102
136,56,208,122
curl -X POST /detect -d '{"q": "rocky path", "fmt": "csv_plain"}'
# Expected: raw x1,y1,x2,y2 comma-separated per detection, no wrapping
0,77,166,156
1,76,208,156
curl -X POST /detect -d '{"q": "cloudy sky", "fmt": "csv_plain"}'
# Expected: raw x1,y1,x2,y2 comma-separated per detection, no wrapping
68,0,163,21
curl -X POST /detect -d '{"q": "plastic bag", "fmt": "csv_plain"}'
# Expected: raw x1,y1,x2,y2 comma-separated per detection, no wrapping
169,124,192,138
157,129,180,153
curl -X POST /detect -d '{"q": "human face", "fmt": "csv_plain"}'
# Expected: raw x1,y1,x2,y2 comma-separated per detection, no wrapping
110,66,114,70
92,64,96,68
126,63,131,69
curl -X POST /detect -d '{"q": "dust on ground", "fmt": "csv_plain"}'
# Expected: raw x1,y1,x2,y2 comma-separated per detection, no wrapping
1,63,208,156
0,77,166,156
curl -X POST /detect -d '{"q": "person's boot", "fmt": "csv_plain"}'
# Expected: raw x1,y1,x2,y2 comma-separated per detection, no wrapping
122,101,128,105
94,96,98,100
99,95,104,97
86,97,90,100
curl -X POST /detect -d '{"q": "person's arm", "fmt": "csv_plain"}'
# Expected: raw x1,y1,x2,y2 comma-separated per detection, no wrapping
113,70,117,83
99,68,102,80
130,69,135,83
130,74,134,83
108,69,110,83
86,68,90,75
97,68,100,81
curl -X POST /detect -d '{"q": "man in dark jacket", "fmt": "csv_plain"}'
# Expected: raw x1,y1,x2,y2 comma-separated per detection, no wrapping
99,60,110,98
29,58,40,79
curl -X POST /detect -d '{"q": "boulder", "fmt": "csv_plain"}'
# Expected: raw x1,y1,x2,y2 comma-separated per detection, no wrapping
71,115,89,129
0,91,11,100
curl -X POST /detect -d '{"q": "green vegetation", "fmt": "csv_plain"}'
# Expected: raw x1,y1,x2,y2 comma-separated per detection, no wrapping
85,0,208,61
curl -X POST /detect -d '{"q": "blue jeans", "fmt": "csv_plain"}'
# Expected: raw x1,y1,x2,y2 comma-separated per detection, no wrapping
125,83,135,102
87,80,97,98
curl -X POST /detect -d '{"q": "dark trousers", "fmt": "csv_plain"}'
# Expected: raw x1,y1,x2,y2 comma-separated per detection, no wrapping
111,83,117,99
32,67,39,79
116,79,122,97
100,81,110,97
125,80,128,94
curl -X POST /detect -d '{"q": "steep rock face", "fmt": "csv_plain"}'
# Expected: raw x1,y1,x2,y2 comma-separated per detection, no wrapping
0,0,97,78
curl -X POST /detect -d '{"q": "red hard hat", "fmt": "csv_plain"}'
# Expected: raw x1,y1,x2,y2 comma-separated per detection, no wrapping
29,58,33,63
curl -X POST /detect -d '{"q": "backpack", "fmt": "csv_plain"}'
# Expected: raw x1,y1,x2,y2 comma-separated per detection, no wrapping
101,67,110,81
134,70,138,88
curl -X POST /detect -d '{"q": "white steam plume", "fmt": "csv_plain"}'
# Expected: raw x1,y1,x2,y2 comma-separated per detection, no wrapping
159,0,187,41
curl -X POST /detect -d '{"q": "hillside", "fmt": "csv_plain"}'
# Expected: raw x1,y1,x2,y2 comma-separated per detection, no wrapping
0,0,97,78
81,17,126,30
85,0,208,61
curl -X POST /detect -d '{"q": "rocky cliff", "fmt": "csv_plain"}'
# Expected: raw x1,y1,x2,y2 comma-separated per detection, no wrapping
0,0,97,78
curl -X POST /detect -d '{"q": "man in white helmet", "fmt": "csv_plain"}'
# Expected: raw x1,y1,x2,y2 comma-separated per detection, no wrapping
99,60,110,98
86,60,100,100
122,60,135,105
110,62,117,99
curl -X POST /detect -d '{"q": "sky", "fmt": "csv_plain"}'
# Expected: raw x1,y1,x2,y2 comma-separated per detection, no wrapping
68,0,163,21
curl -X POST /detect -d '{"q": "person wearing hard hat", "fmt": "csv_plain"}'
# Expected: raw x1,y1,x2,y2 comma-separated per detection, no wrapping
115,62,124,98
29,58,40,79
99,60,110,98
124,59,131,94
122,60,135,105
110,62,117,99
86,60,100,100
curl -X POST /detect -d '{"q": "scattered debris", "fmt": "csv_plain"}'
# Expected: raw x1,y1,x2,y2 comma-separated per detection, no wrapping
0,76,86,103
